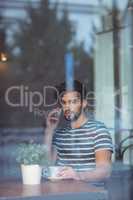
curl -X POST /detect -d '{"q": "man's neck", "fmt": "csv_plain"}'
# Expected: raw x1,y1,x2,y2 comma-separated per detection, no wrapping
71,113,88,129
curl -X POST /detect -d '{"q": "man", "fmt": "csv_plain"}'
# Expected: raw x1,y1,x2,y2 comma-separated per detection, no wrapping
44,80,113,181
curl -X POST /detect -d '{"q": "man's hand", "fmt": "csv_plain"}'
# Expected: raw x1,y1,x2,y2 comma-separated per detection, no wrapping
57,166,80,180
46,108,62,131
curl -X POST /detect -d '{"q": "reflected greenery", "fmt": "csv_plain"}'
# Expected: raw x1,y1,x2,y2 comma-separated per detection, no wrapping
10,0,92,86
2,0,94,127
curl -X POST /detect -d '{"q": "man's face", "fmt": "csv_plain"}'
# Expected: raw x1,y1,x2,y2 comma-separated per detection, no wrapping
60,91,83,122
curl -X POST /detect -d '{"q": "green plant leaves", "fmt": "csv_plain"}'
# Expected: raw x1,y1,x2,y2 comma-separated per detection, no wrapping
16,143,49,165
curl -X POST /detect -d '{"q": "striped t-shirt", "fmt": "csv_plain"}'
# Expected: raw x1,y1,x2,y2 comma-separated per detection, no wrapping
53,120,113,171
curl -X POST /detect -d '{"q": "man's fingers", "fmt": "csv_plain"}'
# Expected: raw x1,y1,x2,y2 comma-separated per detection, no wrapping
57,167,68,176
48,108,61,118
46,108,62,128
58,167,72,177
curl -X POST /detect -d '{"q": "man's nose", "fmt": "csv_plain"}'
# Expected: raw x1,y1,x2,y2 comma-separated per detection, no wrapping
64,102,70,108
63,101,71,109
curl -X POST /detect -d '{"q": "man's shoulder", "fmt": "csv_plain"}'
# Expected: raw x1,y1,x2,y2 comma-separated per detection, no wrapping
85,120,110,134
85,120,106,128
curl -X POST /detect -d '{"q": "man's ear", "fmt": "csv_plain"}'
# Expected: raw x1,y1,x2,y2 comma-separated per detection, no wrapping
82,99,87,109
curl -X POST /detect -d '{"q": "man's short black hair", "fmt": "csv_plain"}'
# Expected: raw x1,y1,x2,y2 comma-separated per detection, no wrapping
57,80,87,100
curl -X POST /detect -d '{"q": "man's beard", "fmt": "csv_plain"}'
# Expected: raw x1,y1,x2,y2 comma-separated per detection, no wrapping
64,109,82,122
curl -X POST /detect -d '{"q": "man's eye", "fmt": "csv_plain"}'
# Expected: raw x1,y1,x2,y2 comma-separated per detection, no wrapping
61,99,80,105
61,101,66,105
71,100,76,104
71,99,80,104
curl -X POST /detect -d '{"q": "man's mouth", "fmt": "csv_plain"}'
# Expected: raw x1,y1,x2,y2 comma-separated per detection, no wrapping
64,110,71,116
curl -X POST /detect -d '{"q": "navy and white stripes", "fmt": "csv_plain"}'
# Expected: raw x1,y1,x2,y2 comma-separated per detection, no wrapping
53,120,113,171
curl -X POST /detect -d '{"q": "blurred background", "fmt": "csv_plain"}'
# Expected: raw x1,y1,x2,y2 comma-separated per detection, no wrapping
0,1,133,198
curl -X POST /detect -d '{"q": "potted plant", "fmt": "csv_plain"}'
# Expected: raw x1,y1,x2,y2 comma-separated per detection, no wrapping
16,142,49,185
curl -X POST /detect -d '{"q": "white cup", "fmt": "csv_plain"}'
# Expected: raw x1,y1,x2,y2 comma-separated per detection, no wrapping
48,166,60,178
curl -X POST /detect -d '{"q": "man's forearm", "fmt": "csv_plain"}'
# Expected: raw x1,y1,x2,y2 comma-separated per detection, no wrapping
78,164,111,181
44,128,55,161
44,128,53,145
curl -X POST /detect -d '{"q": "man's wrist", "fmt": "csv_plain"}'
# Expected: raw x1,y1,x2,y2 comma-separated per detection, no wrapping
45,127,55,134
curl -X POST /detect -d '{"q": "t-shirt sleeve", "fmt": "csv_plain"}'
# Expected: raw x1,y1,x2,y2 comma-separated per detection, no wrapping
94,122,113,153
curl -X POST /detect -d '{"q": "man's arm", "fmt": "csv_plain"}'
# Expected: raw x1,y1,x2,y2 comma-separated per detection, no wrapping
58,150,112,181
44,127,57,163
78,150,112,181
43,108,61,163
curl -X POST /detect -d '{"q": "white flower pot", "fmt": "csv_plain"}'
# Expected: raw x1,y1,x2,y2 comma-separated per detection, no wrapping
21,164,42,185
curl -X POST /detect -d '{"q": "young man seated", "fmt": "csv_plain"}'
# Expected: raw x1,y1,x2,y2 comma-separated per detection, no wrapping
44,80,113,181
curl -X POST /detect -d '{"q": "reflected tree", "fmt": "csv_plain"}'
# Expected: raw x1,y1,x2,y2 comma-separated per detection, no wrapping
11,0,74,86
5,0,94,127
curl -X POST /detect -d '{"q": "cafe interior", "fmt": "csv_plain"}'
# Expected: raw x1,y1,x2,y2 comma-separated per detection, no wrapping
0,0,133,200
